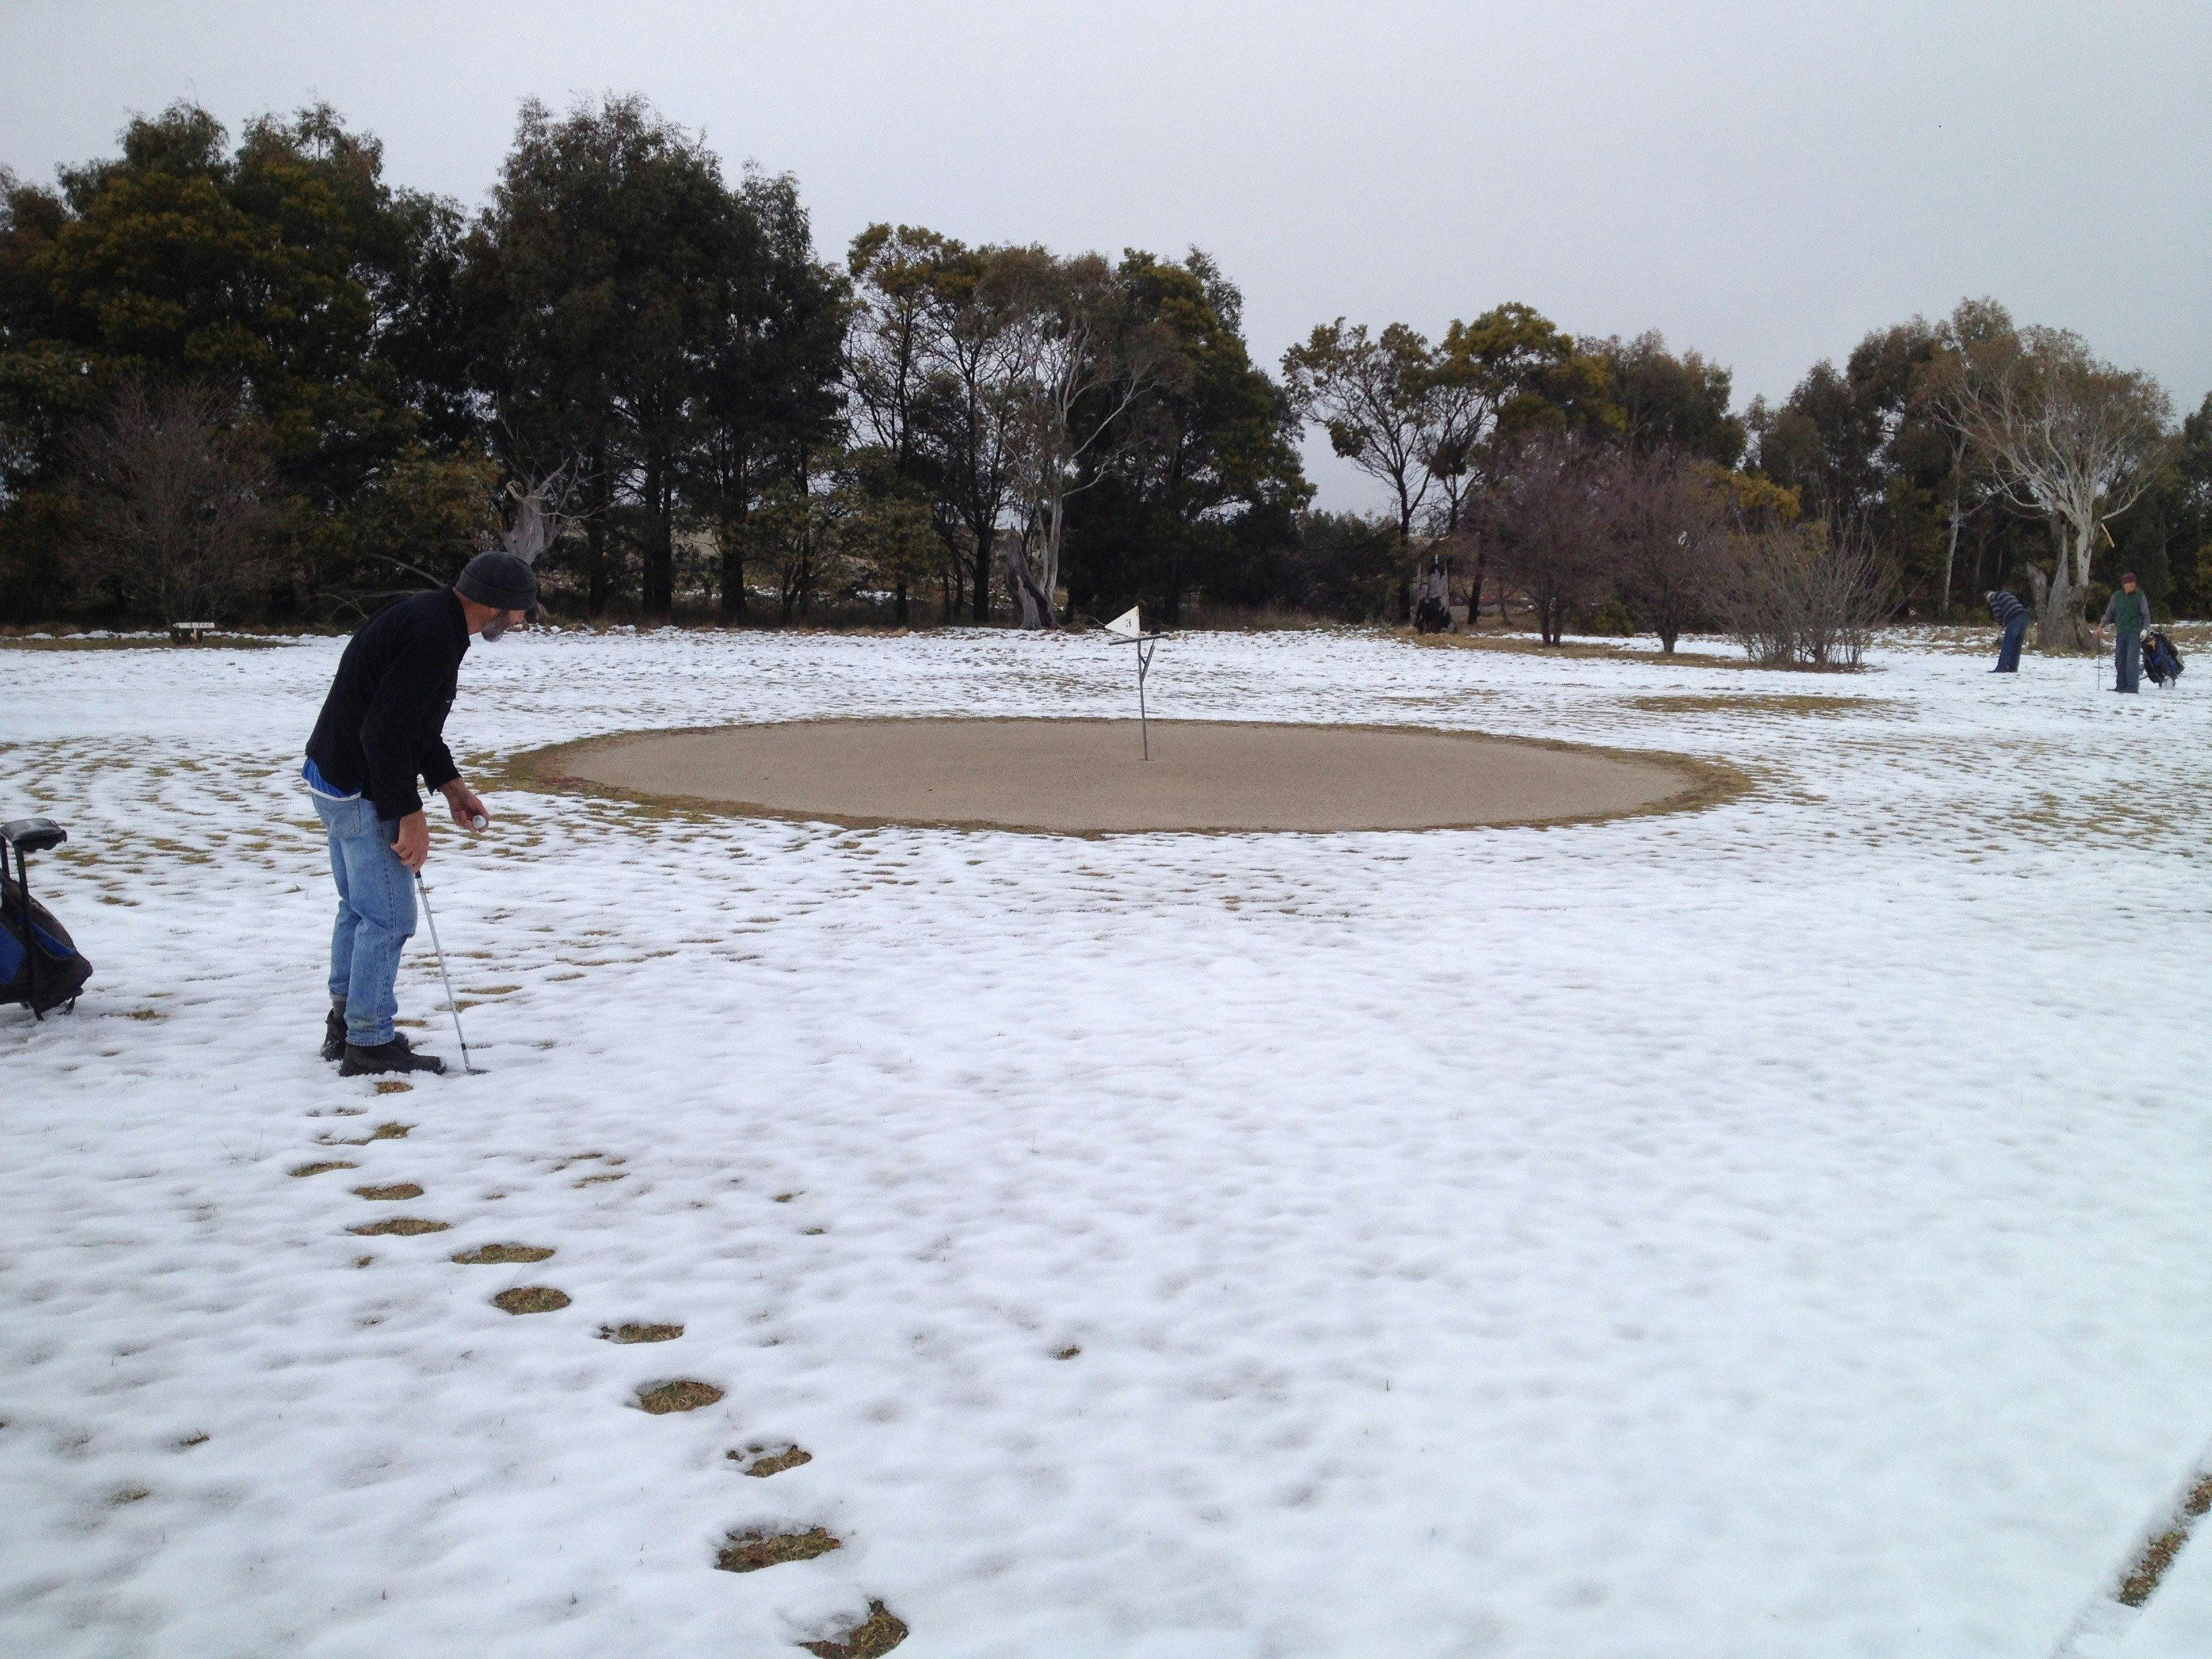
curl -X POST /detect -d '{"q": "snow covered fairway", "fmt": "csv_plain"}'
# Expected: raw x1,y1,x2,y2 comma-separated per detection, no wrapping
3,625,2210,1659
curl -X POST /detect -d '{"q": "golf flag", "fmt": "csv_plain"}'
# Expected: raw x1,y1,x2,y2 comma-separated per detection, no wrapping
1105,605,1142,639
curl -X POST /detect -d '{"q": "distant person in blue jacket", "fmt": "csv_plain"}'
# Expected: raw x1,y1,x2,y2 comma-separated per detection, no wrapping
1984,590,2028,673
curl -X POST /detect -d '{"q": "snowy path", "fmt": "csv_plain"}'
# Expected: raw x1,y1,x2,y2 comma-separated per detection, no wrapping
3,626,2209,1658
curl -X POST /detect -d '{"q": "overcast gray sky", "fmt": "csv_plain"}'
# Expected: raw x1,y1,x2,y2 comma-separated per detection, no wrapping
5,0,2207,508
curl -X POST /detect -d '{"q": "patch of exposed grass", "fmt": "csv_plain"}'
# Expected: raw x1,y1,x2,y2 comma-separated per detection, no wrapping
599,1322,683,1344
2118,1475,2212,1606
0,634,295,652
492,1286,570,1315
370,1121,411,1139
451,1243,554,1265
1407,630,1753,669
636,1379,723,1414
373,1080,413,1096
289,1160,356,1178
731,1445,811,1478
574,1171,626,1187
352,1183,423,1201
1054,1345,1081,1361
110,1487,151,1505
800,1601,908,1658
176,1433,208,1450
1626,693,1885,718
714,1525,841,1574
348,1216,449,1236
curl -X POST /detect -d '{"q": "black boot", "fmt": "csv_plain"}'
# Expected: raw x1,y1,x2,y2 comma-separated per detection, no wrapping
340,1032,445,1077
322,1002,347,1063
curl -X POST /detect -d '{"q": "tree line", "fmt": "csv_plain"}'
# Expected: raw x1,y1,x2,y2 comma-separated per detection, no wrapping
3,95,2205,643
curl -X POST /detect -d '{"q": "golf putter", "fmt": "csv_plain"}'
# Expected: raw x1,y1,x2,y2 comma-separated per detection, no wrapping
414,872,480,1073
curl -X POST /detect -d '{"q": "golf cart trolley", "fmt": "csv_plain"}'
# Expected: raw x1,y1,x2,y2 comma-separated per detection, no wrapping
3,817,92,1019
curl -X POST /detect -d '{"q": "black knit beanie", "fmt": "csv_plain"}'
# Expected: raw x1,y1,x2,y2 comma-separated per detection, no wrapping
456,550,539,615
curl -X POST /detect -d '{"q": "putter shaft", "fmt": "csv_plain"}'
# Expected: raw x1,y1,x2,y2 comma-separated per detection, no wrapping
414,872,475,1073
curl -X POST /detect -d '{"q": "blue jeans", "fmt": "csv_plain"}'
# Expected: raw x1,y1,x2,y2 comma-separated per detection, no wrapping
2114,632,2142,693
312,794,415,1046
1996,615,2026,672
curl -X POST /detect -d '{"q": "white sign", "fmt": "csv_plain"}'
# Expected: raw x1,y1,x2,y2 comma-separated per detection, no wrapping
1105,605,1143,639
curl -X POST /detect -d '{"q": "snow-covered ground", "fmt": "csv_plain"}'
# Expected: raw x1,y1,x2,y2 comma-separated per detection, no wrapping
3,625,2209,1659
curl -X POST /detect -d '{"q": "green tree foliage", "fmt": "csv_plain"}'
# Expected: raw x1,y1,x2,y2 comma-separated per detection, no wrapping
1282,304,1612,623
691,169,846,622
1588,332,1745,466
1060,251,1307,626
1280,319,1444,618
470,96,731,617
0,103,481,619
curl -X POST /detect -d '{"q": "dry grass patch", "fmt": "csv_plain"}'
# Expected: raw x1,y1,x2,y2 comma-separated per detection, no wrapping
2118,1475,2212,1607
370,1121,411,1139
600,1322,683,1344
1054,1345,1082,1361
349,1216,448,1236
574,1172,626,1187
492,1286,570,1315
636,1379,723,1414
731,1445,812,1478
353,1182,423,1201
289,1160,356,1178
714,1526,841,1574
451,1243,554,1265
1626,693,1885,718
373,1080,413,1096
800,1601,908,1658
1408,630,1750,669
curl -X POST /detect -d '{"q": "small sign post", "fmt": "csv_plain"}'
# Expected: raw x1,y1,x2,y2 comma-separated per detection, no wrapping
1103,605,1166,759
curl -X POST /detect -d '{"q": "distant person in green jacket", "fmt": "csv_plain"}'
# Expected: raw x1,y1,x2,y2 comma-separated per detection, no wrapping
2101,573,2151,693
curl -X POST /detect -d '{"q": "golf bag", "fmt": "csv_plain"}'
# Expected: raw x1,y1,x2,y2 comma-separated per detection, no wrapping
2143,630,2184,688
3,818,91,1017
1413,555,1453,634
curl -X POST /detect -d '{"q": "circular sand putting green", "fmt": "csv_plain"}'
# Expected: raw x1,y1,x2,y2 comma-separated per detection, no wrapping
524,718,1737,835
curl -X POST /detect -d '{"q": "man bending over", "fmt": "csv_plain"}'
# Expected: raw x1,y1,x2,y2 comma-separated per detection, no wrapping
1984,589,2028,674
302,552,537,1075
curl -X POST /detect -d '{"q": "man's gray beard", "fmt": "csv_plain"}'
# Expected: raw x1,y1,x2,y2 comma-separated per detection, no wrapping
480,617,510,642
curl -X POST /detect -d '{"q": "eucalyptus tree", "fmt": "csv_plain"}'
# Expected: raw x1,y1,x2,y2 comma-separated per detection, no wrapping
1935,309,2173,648
909,240,1042,623
1588,331,1746,466
1001,251,1176,630
1430,304,1612,623
1281,319,1444,619
1063,251,1307,625
845,223,958,620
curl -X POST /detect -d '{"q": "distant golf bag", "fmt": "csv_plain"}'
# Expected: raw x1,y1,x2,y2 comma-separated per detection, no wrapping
2143,630,2185,688
2,817,91,1017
